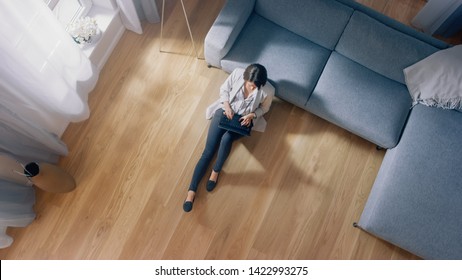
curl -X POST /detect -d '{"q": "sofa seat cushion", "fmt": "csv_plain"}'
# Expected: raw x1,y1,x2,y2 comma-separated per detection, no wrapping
358,105,462,259
254,0,353,50
305,52,411,148
221,14,331,108
336,11,440,84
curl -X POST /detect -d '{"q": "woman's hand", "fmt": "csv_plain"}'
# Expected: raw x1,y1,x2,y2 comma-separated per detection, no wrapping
223,102,234,119
240,113,255,127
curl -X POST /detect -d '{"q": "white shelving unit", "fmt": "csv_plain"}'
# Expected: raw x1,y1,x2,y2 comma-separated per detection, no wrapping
52,1,126,136
80,3,125,70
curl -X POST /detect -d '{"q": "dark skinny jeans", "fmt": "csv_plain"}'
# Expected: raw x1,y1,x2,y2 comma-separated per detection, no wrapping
188,109,243,192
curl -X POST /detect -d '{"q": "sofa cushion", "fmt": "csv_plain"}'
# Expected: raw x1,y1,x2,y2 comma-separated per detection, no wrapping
221,14,331,108
305,52,411,148
335,11,440,84
358,105,462,259
254,0,353,50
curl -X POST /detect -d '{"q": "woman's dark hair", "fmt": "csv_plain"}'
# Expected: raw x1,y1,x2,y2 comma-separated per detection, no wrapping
243,63,267,89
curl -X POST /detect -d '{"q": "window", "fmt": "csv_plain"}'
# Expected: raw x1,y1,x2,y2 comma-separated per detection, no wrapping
43,0,93,28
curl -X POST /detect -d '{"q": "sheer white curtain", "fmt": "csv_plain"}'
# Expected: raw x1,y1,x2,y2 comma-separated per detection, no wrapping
0,0,99,248
0,153,35,249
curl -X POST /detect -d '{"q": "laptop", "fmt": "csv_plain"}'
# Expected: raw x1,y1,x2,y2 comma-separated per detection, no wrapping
218,113,253,136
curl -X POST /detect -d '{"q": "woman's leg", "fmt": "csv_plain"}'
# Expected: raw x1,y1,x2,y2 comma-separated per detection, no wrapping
212,131,243,174
188,109,226,193
206,131,242,192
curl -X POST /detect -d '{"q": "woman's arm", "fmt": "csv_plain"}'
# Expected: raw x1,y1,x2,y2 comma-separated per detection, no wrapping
239,95,270,126
240,86,274,127
219,69,241,103
254,82,275,119
219,69,243,119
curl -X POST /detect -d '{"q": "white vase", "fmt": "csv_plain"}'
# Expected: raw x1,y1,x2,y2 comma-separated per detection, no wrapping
24,162,76,193
74,28,101,47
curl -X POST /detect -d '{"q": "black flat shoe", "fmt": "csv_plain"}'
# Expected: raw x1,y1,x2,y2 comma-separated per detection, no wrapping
183,198,194,212
206,175,219,192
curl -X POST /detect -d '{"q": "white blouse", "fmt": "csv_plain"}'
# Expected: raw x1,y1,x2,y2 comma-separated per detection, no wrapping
229,86,256,116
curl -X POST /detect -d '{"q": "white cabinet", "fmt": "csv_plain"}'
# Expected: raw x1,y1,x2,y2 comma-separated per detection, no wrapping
81,3,125,70
75,0,125,70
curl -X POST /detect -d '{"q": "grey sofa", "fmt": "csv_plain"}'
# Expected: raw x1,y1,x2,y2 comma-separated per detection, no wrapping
359,104,462,259
204,0,462,259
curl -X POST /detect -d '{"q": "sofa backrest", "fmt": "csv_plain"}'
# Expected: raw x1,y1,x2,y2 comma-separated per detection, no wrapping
335,11,441,84
335,0,451,49
254,0,353,50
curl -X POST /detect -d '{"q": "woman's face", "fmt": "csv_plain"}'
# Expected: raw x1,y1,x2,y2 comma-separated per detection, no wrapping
245,81,257,92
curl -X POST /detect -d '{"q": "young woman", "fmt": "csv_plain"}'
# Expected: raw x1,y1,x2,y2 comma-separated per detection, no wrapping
183,63,273,212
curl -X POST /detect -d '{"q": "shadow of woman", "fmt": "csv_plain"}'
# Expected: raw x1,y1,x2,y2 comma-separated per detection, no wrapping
218,97,325,192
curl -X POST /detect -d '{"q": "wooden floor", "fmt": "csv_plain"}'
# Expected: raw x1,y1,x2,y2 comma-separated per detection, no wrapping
1,0,460,260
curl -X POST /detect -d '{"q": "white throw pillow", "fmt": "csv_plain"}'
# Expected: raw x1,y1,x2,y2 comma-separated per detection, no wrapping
403,45,462,110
